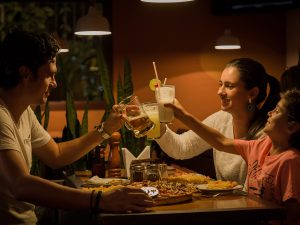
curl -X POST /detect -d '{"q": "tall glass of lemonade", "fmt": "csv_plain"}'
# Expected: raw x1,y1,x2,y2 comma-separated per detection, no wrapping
142,102,160,139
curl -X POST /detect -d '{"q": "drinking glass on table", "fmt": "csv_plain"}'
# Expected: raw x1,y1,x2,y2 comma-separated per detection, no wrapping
142,102,160,139
155,85,175,123
119,95,155,138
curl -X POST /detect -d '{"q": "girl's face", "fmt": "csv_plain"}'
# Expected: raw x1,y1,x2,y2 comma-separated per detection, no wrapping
217,66,252,115
264,99,289,136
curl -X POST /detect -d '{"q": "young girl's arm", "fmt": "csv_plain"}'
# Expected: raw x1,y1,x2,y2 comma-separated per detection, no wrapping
166,99,237,155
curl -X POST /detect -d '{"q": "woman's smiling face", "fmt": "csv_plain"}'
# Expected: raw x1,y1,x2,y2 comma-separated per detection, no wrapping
217,66,252,115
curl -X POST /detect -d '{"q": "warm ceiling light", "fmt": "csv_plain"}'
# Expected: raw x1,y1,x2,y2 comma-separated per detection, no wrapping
51,32,69,53
214,29,241,50
141,0,194,3
74,6,111,36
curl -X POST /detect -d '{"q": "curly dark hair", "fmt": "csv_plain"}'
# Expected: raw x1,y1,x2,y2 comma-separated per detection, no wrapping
280,66,300,92
281,49,300,92
0,29,60,89
226,58,280,140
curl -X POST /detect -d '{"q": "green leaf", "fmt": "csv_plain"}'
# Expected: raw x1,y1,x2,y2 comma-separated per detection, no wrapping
80,103,89,136
96,47,115,122
117,72,124,104
66,88,77,139
123,57,134,98
62,126,73,142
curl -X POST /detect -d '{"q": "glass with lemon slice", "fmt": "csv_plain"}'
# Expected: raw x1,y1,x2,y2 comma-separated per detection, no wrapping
149,78,161,91
148,78,175,124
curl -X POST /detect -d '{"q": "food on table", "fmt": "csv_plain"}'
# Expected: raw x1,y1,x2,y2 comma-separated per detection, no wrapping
84,177,130,186
206,180,239,190
134,180,197,205
166,173,211,184
82,184,126,193
81,174,240,205
82,180,197,205
155,193,193,205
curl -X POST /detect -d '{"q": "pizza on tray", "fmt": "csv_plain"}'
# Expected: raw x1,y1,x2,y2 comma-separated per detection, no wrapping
131,180,196,205
82,180,196,205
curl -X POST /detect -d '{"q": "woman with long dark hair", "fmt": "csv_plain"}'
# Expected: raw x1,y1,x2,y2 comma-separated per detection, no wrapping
155,58,280,186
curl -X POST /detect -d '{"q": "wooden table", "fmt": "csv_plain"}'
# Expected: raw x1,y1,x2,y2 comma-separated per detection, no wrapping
97,194,286,225
60,168,285,225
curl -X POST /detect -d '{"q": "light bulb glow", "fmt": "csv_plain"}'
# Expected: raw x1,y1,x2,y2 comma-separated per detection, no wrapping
58,48,70,53
215,45,241,50
74,31,112,36
141,0,194,2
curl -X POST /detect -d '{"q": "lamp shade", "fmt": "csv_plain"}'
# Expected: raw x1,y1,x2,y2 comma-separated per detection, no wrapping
141,0,194,2
51,32,69,53
214,29,241,50
74,6,111,36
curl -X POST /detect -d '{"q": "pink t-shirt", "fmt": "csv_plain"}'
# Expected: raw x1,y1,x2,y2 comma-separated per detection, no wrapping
234,136,300,205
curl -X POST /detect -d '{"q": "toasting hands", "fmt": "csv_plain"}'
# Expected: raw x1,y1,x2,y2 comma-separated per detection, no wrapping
164,98,190,121
102,106,125,135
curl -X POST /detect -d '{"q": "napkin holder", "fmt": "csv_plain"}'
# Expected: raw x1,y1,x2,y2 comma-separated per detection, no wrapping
122,146,152,178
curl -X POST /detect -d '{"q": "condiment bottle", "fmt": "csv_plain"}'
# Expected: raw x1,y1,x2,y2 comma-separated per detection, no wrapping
108,132,122,177
91,144,106,178
147,164,161,182
130,164,147,182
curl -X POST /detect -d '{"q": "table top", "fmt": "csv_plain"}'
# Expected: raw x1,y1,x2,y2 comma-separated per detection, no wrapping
68,166,286,225
98,194,286,225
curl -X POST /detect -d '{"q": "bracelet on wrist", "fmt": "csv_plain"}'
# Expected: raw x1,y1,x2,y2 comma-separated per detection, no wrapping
95,122,111,140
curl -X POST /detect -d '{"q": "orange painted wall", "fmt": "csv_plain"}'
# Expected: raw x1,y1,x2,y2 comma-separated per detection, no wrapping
112,0,286,132
48,0,288,137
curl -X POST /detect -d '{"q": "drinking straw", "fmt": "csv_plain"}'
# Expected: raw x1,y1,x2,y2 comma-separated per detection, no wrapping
163,77,167,86
152,61,161,99
152,61,160,88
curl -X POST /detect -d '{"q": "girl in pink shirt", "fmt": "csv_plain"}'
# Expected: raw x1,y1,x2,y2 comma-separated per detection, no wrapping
167,90,300,225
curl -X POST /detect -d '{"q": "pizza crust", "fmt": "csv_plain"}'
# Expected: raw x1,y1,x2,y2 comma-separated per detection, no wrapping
155,194,193,205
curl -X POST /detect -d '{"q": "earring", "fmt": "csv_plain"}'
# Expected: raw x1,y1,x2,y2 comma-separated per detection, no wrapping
246,98,256,112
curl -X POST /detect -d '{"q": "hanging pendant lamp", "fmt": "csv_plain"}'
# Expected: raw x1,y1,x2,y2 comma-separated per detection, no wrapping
214,29,241,50
52,32,69,53
74,5,111,36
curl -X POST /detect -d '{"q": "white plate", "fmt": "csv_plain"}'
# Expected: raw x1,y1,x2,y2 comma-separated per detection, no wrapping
196,184,243,193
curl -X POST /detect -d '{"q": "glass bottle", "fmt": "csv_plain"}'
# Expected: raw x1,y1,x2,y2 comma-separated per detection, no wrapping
91,144,106,178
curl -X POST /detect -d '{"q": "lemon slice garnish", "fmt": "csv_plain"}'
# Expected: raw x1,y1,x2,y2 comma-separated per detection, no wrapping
149,78,161,91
